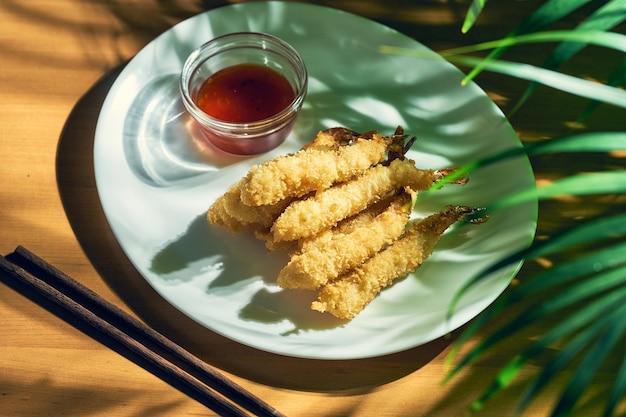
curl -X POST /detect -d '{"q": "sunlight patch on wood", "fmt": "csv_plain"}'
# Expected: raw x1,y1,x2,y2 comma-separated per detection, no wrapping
485,91,509,106
535,257,553,269
564,120,586,130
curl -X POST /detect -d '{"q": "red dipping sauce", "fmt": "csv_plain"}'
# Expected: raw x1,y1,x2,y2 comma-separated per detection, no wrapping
196,64,295,123
181,33,307,155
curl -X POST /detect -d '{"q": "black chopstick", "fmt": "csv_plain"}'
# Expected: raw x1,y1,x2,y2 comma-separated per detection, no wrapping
1,246,286,417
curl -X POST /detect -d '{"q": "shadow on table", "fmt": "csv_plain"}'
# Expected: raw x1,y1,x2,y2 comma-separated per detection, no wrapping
54,62,454,394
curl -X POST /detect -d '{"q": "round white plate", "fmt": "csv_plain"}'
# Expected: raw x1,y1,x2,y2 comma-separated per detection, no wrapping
94,2,537,359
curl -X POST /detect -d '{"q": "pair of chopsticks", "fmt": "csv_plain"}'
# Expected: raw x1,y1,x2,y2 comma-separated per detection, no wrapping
0,246,285,417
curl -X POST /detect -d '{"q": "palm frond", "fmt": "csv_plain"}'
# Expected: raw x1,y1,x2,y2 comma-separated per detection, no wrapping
604,353,626,417
381,30,626,107
461,0,488,33
440,2,626,416
512,0,626,114
552,316,626,417
446,221,626,356
519,302,626,417
462,0,594,81
579,57,626,122
491,170,626,211
464,282,626,415
444,232,626,415
518,305,626,417
439,30,626,58
546,0,626,65
422,131,626,194
450,208,626,314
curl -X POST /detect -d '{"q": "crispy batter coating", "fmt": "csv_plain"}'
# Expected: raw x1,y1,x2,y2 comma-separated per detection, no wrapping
207,183,290,231
206,185,246,232
270,158,449,242
206,126,482,320
277,191,413,290
311,206,482,320
238,131,392,206
296,196,391,253
254,194,385,252
301,127,360,150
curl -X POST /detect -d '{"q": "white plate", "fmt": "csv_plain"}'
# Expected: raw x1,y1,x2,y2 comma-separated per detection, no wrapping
94,2,537,359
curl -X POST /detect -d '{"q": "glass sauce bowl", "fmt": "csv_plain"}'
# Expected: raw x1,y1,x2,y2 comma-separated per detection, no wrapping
180,32,308,155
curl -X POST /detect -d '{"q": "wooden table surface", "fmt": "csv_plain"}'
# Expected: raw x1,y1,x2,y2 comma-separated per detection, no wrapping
2,1,624,416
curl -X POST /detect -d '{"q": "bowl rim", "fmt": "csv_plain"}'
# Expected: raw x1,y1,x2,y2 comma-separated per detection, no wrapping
179,31,308,133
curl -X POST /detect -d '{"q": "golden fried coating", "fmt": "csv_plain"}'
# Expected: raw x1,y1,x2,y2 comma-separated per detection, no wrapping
301,127,360,150
277,191,413,290
311,206,482,320
206,126,481,320
238,131,392,206
206,185,246,232
270,158,450,242
296,196,392,253
255,194,385,252
207,183,290,231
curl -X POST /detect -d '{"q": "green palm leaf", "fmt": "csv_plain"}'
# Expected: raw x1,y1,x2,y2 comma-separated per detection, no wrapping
382,30,626,107
439,30,626,58
605,353,626,417
545,0,626,65
424,131,626,192
445,239,626,415
554,317,626,417
446,235,626,367
441,2,626,416
461,0,488,34
490,170,626,211
449,211,626,317
464,280,626,415
518,304,626,417
579,57,626,122
462,0,594,80
512,0,626,114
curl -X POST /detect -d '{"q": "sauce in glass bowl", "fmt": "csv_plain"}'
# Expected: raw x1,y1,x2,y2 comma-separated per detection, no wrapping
196,63,295,123
180,32,308,155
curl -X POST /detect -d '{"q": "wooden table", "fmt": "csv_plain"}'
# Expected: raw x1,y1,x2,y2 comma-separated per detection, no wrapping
2,1,624,416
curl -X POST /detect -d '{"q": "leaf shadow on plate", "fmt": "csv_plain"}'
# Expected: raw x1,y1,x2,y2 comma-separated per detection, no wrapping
240,288,348,334
148,213,270,286
148,212,349,332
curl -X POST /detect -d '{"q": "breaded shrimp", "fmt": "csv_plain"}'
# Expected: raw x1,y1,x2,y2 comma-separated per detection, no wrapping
205,126,484,320
238,131,393,206
207,183,291,231
206,192,247,232
296,196,392,253
277,190,414,290
311,206,485,320
301,127,361,150
255,191,395,252
270,158,456,242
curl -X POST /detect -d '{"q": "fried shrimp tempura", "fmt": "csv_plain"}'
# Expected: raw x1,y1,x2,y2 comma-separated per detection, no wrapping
207,183,291,231
255,191,387,252
206,196,245,231
277,190,414,290
301,127,360,150
311,206,485,320
206,126,483,320
238,130,392,206
270,158,454,242
296,196,393,253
